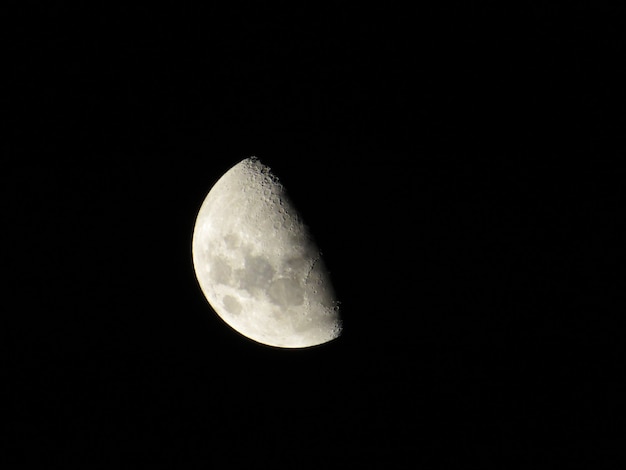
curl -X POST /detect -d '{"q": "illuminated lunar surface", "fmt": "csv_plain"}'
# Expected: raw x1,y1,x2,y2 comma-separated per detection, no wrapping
191,157,342,348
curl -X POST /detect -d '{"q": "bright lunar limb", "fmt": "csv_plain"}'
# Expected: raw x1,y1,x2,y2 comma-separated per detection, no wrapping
191,157,342,348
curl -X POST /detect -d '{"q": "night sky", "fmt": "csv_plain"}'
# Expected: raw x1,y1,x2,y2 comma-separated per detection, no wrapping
6,3,624,468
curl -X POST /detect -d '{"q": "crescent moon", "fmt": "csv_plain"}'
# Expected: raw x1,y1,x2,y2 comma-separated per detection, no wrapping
191,157,342,348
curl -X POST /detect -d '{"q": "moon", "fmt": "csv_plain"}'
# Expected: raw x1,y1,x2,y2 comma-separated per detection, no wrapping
191,157,342,348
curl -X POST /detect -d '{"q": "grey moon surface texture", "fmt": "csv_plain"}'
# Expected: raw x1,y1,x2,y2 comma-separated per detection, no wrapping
191,157,342,348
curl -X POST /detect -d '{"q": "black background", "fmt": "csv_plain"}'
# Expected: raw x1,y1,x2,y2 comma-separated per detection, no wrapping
4,2,625,468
